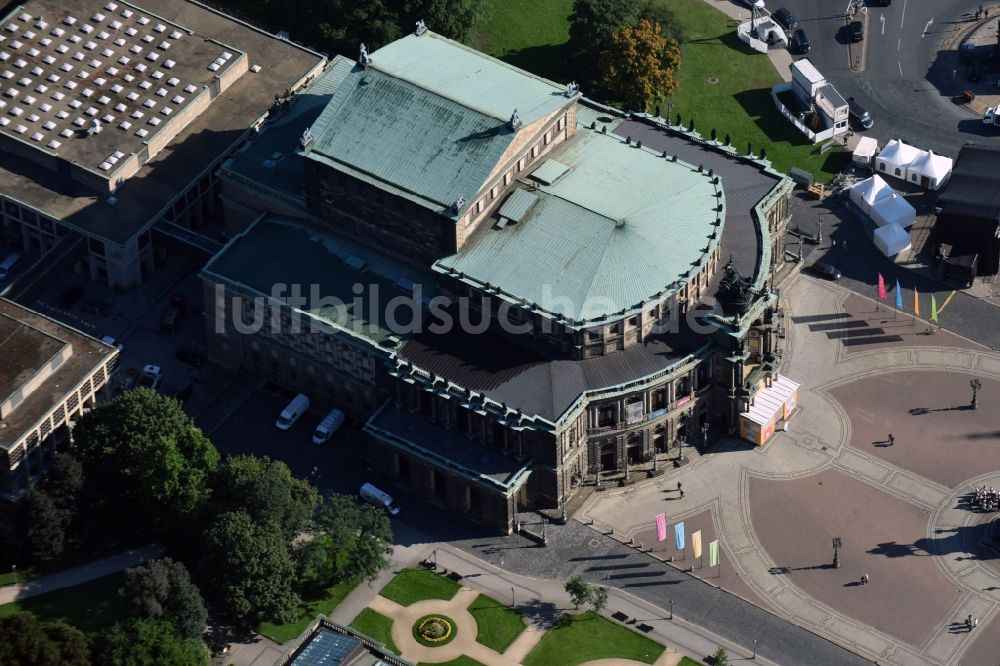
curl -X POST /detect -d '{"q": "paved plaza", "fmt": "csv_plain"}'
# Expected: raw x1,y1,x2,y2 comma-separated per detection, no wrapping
580,273,1000,666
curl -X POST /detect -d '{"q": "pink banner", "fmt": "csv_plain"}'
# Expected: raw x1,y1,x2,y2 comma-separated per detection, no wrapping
656,513,667,542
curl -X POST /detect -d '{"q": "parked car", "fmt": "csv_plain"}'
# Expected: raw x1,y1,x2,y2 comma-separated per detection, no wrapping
160,294,187,333
791,28,810,54
739,0,766,7
137,364,163,390
849,21,864,42
811,261,842,280
847,97,874,129
772,8,797,30
175,346,206,367
58,284,85,308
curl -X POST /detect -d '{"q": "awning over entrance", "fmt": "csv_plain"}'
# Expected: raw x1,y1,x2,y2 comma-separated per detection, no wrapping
739,375,800,446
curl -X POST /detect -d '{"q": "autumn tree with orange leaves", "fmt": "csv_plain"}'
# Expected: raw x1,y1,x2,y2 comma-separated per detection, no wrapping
599,19,681,112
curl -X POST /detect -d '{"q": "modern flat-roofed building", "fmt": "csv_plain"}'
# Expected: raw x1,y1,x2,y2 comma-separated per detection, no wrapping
276,616,411,666
206,29,795,532
0,0,325,288
0,297,117,498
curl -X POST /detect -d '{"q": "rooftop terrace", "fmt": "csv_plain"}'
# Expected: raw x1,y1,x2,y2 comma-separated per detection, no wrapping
0,0,324,245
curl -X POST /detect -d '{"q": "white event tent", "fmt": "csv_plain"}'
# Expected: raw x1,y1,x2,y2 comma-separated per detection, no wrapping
875,139,921,180
849,174,892,215
874,223,911,257
905,149,953,190
871,192,916,229
852,136,878,166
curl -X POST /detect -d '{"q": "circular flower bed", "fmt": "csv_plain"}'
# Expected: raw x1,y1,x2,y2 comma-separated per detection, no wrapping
412,614,457,647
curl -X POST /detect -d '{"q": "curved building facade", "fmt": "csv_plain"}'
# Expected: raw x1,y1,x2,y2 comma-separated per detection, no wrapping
206,29,795,533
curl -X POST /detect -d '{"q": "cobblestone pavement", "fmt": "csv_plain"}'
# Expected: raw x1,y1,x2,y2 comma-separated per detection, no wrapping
580,273,1000,666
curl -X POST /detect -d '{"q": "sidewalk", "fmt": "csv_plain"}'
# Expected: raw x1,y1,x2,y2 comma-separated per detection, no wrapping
0,544,163,605
333,542,775,666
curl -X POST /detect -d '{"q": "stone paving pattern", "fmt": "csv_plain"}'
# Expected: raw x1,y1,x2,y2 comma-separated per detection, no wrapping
579,273,1000,666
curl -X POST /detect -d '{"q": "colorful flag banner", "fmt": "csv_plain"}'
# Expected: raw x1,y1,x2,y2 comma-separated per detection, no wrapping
877,273,887,300
656,513,667,542
895,280,902,310
914,286,920,316
675,522,685,551
709,540,720,567
930,294,939,322
692,530,703,559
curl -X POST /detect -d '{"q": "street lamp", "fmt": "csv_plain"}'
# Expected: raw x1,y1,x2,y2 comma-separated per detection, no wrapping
625,457,631,482
511,586,516,608
701,422,709,449
560,494,567,524
669,599,673,620
817,216,824,245
833,537,842,569
971,379,982,410
753,639,758,660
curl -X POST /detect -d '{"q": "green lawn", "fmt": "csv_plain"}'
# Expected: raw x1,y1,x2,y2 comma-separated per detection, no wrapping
468,593,526,653
257,579,357,643
665,0,849,181
351,608,399,654
419,658,486,666
522,611,665,666
0,572,125,636
679,658,704,666
466,0,574,83
379,569,460,607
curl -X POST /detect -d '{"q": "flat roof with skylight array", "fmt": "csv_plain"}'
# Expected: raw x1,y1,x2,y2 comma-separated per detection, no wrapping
0,0,245,187
0,0,325,245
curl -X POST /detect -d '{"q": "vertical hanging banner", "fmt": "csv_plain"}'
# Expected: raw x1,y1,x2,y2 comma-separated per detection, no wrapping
656,513,667,542
692,530,703,559
709,540,720,567
674,522,685,551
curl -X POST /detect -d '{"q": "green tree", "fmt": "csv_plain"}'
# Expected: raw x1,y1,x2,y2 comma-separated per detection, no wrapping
401,0,482,41
43,453,84,515
712,646,729,666
639,0,684,45
0,614,90,666
199,511,299,623
600,19,681,112
589,585,609,613
16,491,66,560
564,575,591,609
73,388,219,528
313,494,393,584
569,0,640,84
120,558,207,640
210,455,318,539
94,618,208,666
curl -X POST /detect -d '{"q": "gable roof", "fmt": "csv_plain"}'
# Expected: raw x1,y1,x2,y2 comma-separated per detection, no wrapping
302,32,572,215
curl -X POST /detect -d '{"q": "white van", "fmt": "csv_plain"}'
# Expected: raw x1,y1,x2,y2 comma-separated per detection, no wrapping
359,482,400,516
312,408,345,445
275,393,310,430
0,253,20,281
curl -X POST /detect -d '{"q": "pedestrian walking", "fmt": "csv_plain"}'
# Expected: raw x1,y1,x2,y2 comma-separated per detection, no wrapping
677,481,682,492
680,489,685,498
966,614,973,631
888,433,895,446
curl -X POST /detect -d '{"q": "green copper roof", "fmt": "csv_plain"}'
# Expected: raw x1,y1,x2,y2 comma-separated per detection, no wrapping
302,32,573,214
435,126,723,323
203,217,437,347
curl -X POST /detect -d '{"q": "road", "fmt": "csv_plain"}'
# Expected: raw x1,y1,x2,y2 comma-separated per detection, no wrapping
770,0,1000,156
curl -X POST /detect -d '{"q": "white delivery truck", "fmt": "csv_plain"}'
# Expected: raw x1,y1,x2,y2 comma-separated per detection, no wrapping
312,408,345,445
984,107,1000,127
276,393,310,430
359,482,400,516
